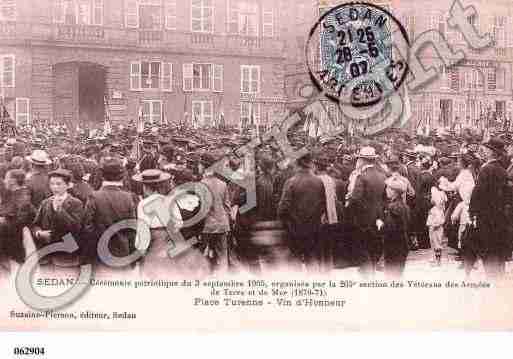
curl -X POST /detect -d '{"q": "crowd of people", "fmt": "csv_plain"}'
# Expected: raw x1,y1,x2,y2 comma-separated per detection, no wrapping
0,121,512,281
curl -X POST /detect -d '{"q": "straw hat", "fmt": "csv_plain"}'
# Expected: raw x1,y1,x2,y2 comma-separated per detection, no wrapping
27,149,52,165
132,169,171,184
356,146,379,160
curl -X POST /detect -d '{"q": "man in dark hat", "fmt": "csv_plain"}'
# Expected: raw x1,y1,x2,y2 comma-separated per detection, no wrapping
139,137,159,172
0,169,36,264
468,137,512,279
278,152,327,271
25,149,52,209
83,157,138,269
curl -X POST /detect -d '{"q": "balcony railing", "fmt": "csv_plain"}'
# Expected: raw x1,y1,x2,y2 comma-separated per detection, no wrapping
55,24,105,42
138,29,163,44
0,22,286,57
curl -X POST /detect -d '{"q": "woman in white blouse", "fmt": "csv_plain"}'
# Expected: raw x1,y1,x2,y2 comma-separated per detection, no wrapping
438,154,476,250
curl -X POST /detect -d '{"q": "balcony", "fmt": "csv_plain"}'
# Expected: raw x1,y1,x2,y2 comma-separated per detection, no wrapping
55,24,105,42
0,22,286,58
138,30,163,45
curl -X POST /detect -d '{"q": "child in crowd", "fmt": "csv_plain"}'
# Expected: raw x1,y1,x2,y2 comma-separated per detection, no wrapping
427,187,447,266
383,177,409,278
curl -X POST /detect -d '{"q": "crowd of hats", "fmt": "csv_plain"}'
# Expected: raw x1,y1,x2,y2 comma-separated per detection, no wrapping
3,116,513,174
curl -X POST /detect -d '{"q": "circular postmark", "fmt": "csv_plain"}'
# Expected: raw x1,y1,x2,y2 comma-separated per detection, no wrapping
306,2,410,107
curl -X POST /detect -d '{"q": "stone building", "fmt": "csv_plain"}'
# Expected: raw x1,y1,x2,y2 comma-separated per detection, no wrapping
0,0,289,129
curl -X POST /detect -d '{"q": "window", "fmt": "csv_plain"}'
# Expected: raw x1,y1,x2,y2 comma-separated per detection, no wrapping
462,69,484,90
0,0,16,21
262,4,273,37
1,54,15,87
141,100,162,124
227,0,258,36
241,65,260,94
241,102,260,127
439,66,450,89
161,62,173,91
130,61,173,91
496,67,505,90
125,0,138,27
54,0,103,25
402,14,415,42
193,64,211,90
239,1,257,36
493,16,506,48
450,66,459,91
15,98,30,126
183,63,223,92
488,68,496,90
125,0,163,29
490,67,505,91
164,0,176,30
191,0,213,33
192,100,213,127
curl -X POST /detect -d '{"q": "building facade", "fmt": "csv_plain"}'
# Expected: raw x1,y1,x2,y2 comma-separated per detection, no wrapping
0,0,289,129
284,0,513,134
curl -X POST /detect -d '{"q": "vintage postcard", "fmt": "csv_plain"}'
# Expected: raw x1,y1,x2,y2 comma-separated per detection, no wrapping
0,0,512,339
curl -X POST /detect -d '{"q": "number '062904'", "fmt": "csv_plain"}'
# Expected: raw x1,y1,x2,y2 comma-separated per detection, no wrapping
13,347,46,356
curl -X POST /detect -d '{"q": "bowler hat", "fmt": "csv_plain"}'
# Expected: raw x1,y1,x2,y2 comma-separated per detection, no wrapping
100,157,125,177
482,137,506,155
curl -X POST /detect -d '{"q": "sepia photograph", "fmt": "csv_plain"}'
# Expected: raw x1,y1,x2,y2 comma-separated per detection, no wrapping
0,1,513,352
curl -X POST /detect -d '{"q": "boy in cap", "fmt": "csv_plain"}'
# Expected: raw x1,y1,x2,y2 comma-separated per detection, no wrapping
382,176,409,278
33,169,84,268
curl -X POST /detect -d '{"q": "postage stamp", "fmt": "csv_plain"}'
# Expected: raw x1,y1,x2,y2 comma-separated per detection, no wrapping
306,2,411,107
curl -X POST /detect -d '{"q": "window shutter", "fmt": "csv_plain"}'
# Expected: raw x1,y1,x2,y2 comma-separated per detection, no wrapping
450,67,459,91
2,55,15,87
227,0,239,34
53,0,65,23
130,61,141,90
93,0,103,25
251,66,260,93
263,4,273,37
241,66,248,93
161,62,173,92
165,0,177,30
205,101,213,125
213,64,223,92
254,103,260,124
125,0,138,28
183,63,193,92
15,98,30,127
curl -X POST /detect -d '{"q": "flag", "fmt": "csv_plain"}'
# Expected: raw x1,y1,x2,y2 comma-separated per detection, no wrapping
424,123,431,136
0,102,16,137
193,114,199,129
308,115,319,138
137,106,144,134
219,111,225,129
483,127,491,143
303,112,312,132
399,87,412,128
161,109,167,126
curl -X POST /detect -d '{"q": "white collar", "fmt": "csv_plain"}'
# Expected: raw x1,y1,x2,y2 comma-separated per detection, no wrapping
481,159,498,169
102,181,124,187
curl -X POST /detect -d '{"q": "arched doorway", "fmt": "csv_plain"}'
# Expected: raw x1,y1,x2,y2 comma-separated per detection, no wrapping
53,61,106,130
